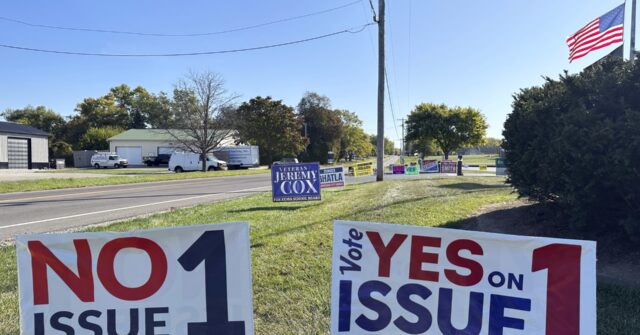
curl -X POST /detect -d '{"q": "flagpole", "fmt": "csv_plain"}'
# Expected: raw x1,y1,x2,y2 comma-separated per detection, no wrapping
631,0,637,60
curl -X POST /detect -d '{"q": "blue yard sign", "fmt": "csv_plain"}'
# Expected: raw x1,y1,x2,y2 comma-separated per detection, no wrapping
272,162,321,202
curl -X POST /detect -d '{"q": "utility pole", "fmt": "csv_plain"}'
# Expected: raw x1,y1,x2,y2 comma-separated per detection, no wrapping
376,0,385,181
397,118,405,156
631,0,637,60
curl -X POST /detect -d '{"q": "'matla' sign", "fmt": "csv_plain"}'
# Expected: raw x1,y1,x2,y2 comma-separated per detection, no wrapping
17,223,254,335
272,162,321,202
320,166,346,188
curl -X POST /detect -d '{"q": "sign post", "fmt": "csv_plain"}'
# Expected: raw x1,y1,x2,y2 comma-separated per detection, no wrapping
330,220,596,335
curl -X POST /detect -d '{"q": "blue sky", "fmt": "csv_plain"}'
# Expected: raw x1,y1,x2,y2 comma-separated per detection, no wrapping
0,0,635,147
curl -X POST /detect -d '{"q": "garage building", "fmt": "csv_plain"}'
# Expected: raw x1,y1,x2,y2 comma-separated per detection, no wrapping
108,129,236,165
0,121,49,169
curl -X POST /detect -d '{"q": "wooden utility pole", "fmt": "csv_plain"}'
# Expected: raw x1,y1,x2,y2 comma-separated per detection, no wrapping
398,118,405,156
376,0,385,181
631,0,637,60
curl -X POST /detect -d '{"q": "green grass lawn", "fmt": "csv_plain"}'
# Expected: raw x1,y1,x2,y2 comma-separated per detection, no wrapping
0,177,636,334
0,168,270,194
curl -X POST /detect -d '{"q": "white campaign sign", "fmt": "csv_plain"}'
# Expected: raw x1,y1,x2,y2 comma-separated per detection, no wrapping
16,222,254,335
330,220,596,335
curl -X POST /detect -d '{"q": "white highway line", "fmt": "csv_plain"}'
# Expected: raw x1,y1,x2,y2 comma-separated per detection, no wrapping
0,185,270,230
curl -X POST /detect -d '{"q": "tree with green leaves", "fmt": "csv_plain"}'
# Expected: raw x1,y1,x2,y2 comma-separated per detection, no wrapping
2,105,66,137
109,84,173,129
145,92,174,128
369,135,396,156
335,110,373,161
405,103,487,160
75,95,130,130
79,126,123,150
232,96,307,166
2,105,73,161
297,92,343,164
407,137,436,158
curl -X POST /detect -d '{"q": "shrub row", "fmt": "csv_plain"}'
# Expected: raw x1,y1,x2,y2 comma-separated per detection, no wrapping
503,58,640,240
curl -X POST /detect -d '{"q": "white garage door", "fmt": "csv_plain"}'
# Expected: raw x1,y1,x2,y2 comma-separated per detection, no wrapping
116,146,142,165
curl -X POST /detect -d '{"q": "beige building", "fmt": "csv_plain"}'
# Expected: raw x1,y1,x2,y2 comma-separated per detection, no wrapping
108,129,236,165
0,121,49,169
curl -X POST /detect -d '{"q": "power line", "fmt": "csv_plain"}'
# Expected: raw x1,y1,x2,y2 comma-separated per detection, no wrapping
367,0,378,21
384,68,400,139
0,0,362,37
0,23,374,57
385,2,402,142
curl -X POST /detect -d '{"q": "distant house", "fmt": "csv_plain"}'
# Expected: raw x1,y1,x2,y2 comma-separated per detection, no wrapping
0,121,49,169
108,129,236,165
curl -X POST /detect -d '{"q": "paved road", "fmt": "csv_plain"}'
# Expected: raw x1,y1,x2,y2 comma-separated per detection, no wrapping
1,157,495,241
0,174,271,241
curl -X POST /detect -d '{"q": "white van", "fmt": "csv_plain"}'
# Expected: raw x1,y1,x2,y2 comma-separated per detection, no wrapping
90,153,128,169
168,152,227,173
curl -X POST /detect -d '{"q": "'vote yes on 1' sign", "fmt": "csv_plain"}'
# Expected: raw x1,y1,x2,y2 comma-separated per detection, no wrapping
330,220,596,335
16,223,254,335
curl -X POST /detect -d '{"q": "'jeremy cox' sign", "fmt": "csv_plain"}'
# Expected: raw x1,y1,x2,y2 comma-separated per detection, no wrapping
272,162,321,202
330,220,596,335
16,223,254,335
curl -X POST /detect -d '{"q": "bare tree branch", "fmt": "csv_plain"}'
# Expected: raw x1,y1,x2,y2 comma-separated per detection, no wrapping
168,70,238,171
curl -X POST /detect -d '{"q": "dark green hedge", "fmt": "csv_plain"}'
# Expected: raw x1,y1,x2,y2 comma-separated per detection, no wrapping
503,58,640,240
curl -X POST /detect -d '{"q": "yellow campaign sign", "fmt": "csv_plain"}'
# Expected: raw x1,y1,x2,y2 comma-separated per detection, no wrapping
480,165,487,171
353,162,373,177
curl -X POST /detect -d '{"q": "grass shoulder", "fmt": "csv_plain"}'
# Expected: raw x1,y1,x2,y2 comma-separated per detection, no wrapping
0,168,269,194
0,177,635,334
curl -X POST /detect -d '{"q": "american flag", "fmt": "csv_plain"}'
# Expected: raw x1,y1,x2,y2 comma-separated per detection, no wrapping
567,4,625,62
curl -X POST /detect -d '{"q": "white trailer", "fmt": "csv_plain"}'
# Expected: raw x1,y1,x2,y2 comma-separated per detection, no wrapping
212,145,260,169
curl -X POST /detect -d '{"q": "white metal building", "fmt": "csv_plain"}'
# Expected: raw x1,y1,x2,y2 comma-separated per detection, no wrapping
0,121,49,169
108,129,236,165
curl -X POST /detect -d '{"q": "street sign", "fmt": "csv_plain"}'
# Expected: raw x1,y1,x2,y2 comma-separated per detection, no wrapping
17,223,254,335
320,166,346,188
330,220,596,335
272,162,321,202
